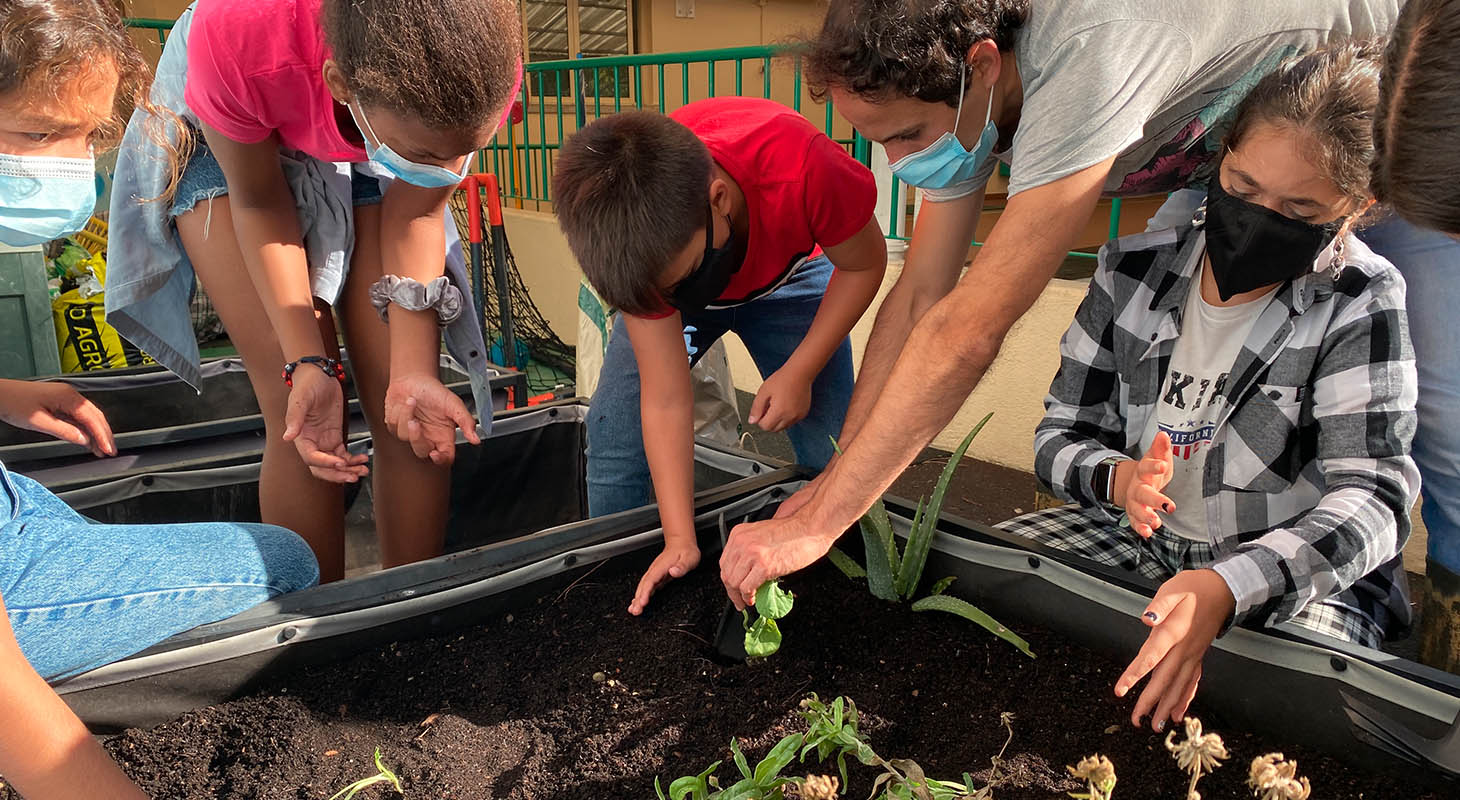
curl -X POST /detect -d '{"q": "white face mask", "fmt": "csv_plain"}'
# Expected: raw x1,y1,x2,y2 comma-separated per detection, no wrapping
0,151,97,246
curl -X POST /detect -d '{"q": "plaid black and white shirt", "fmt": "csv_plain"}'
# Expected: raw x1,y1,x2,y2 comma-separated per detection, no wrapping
1035,226,1419,632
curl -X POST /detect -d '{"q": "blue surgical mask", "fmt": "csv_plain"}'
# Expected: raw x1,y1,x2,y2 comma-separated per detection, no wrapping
889,62,997,199
0,151,97,247
349,100,470,189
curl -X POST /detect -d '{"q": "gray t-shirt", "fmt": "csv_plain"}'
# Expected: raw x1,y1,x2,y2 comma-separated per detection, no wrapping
966,0,1400,199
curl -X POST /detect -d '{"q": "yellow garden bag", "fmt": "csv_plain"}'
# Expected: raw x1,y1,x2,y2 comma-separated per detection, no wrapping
51,290,155,372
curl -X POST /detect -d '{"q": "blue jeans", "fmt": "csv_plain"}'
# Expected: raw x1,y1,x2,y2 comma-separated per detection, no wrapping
587,255,854,515
0,465,319,680
1148,190,1460,574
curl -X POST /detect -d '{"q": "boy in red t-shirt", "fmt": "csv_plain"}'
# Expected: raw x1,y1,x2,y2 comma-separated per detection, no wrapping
554,97,887,614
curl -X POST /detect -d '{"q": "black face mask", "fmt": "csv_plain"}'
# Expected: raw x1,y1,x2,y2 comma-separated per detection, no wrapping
1202,176,1337,301
666,203,745,313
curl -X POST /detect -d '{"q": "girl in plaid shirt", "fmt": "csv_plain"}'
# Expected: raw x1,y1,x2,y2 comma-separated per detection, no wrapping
1000,41,1419,733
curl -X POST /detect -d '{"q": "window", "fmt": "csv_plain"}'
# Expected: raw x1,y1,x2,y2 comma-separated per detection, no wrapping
521,0,632,97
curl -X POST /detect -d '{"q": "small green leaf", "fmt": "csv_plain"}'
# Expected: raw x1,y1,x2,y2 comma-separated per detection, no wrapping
753,733,804,785
732,738,752,779
928,576,956,596
655,776,667,800
753,581,795,620
826,546,867,579
744,617,782,658
911,593,1034,658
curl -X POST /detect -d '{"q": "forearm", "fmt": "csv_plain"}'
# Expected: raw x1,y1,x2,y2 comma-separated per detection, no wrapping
642,381,698,547
0,609,147,799
838,277,932,446
229,200,323,361
781,267,882,381
381,191,453,378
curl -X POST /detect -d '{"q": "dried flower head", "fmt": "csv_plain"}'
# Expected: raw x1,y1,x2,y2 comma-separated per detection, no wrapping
799,774,840,800
1066,754,1117,800
1248,753,1311,800
1165,718,1228,800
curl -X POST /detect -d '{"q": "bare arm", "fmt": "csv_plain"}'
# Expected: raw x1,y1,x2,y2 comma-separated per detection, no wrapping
722,157,1116,605
751,219,888,432
200,123,321,363
807,158,1115,534
624,314,698,548
783,219,887,379
202,123,367,481
839,189,983,445
0,594,149,799
377,180,457,381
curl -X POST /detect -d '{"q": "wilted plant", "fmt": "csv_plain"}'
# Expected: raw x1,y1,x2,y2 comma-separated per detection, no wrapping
327,748,402,800
794,774,839,800
1165,718,1228,800
1066,754,1117,800
1247,753,1310,800
828,415,1033,658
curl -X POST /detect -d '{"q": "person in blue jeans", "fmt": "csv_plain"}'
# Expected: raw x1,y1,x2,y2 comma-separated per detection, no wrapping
1368,0,1460,671
552,99,887,616
0,2,317,796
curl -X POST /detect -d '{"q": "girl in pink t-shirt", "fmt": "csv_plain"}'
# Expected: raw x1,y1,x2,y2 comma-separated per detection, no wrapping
112,0,521,582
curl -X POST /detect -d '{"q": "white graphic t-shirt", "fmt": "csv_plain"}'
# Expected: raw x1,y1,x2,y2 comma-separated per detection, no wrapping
1140,256,1272,542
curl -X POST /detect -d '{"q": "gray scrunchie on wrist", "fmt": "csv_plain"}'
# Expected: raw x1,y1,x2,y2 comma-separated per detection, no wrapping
368,275,464,326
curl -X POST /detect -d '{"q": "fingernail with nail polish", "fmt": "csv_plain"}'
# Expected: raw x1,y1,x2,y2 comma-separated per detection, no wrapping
1155,718,1166,732
1143,611,1159,623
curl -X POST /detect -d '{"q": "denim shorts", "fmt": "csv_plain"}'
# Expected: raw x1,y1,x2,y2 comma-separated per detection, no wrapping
170,131,384,218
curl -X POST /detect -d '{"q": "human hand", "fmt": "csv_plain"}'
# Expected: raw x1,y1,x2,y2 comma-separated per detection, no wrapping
748,366,813,434
1115,568,1235,732
0,379,115,458
281,367,369,482
1121,431,1175,538
383,372,481,465
628,539,701,616
720,509,838,610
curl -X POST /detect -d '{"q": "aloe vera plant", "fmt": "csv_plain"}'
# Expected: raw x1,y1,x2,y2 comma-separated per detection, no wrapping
829,414,1034,658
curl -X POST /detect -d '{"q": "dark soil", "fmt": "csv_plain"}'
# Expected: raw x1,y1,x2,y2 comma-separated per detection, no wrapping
80,558,1444,800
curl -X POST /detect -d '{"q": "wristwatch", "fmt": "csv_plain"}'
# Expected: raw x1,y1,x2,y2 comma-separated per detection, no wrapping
1093,457,1123,509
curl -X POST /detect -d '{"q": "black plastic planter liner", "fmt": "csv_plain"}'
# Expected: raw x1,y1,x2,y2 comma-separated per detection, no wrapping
15,396,1456,777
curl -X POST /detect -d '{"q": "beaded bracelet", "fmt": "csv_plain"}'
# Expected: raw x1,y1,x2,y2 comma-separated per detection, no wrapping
282,356,346,387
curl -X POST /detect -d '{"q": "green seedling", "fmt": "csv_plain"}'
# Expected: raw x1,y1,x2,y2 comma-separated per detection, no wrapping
654,734,805,800
829,415,1033,658
797,694,1013,800
327,748,402,800
743,580,794,658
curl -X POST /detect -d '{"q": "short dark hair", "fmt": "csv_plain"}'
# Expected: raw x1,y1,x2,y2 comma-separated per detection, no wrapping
323,0,521,133
1226,39,1384,208
803,0,1030,107
1371,0,1460,235
552,111,712,316
0,0,149,147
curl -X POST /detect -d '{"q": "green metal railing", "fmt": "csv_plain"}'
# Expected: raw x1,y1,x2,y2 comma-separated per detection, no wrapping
123,18,1129,250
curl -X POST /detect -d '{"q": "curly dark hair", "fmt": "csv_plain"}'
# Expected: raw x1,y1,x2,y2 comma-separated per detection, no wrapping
0,0,150,147
802,0,1030,107
323,0,522,133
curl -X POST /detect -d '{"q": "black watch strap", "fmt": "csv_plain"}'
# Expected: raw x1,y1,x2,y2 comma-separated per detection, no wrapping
1093,458,1121,507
